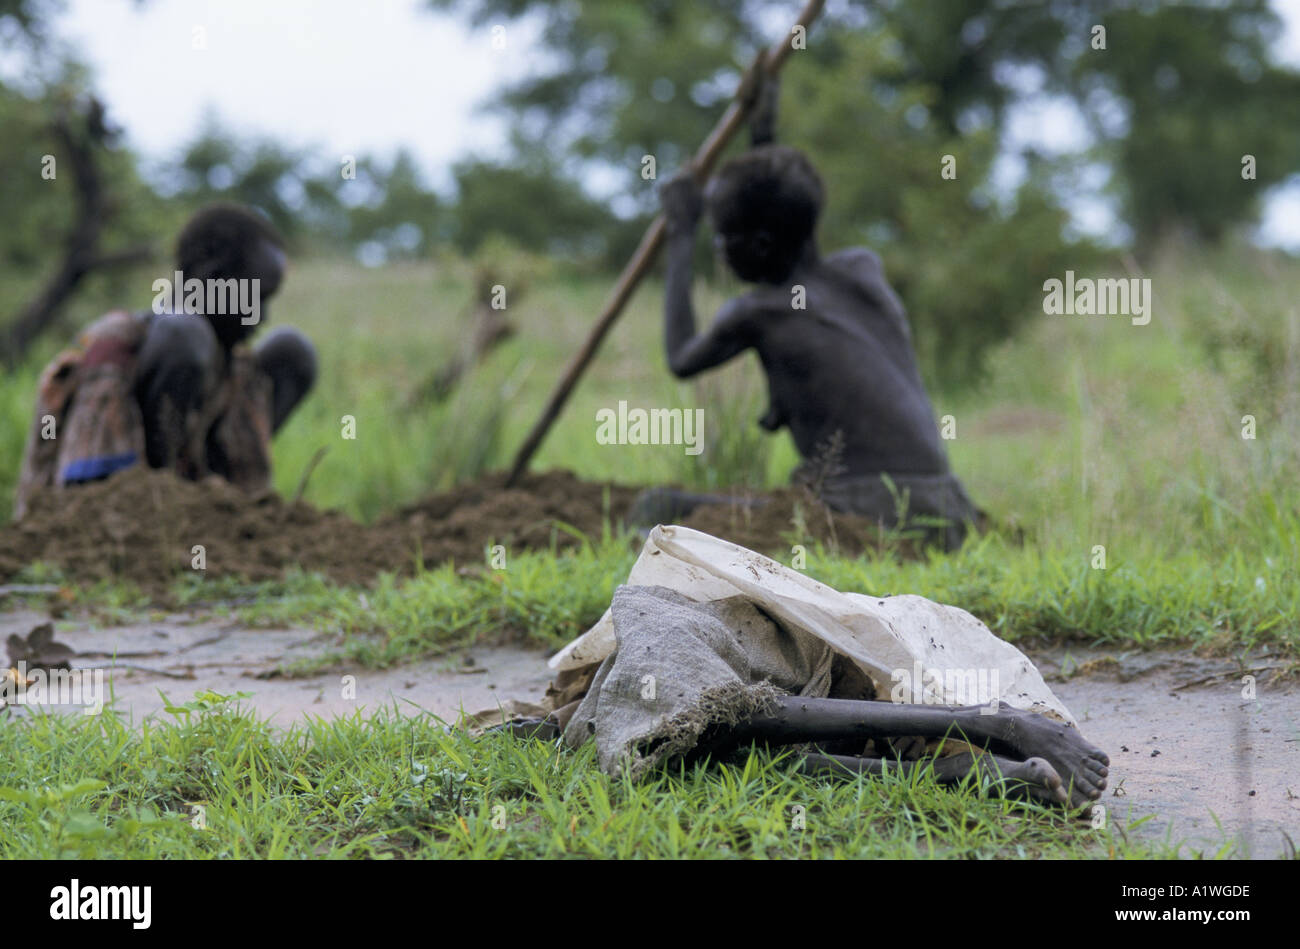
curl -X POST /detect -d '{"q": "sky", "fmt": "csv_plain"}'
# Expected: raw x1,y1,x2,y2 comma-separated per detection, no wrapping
55,0,536,191
46,0,1300,250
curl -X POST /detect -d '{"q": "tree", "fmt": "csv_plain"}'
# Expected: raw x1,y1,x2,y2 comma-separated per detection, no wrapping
449,155,635,261
344,150,444,261
1070,2,1300,246
0,1,162,363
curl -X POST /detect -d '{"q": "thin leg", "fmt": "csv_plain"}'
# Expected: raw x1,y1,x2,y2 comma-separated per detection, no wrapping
724,696,1109,809
798,751,1070,807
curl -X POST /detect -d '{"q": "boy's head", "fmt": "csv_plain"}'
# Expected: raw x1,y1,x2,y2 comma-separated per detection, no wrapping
706,145,823,284
175,203,286,347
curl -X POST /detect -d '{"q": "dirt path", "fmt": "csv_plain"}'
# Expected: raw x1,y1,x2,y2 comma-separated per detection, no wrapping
1035,647,1297,859
0,609,552,729
3,609,1295,857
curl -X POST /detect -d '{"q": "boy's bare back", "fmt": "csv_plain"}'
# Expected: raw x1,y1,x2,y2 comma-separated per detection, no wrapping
722,247,951,475
657,141,979,546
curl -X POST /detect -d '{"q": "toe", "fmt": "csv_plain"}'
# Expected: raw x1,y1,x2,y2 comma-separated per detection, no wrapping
1049,776,1069,806
1074,771,1101,793
1019,757,1071,808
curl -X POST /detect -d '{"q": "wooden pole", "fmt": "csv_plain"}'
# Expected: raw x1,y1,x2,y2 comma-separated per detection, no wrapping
505,0,826,486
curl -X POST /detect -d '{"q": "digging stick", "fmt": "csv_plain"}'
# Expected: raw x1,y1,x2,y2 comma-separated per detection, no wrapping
505,0,826,486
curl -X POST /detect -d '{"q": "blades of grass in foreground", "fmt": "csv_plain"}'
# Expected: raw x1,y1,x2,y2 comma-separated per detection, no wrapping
0,700,1224,858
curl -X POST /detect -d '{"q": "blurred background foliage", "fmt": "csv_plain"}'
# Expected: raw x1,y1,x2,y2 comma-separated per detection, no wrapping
2,0,1299,389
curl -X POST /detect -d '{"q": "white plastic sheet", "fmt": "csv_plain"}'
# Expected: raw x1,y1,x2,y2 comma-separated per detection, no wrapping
551,525,1074,724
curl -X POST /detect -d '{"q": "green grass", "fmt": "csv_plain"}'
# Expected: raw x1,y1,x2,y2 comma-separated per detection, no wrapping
0,693,1211,859
13,524,1293,677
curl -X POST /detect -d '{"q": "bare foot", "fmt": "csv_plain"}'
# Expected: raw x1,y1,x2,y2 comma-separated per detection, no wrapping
988,704,1109,809
968,753,1069,807
799,750,1069,807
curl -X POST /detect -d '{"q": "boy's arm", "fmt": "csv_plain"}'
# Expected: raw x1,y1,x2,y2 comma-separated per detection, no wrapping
660,173,754,378
734,63,779,146
749,72,779,147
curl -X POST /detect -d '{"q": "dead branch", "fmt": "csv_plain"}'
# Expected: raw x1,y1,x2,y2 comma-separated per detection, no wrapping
2,96,153,368
406,269,519,408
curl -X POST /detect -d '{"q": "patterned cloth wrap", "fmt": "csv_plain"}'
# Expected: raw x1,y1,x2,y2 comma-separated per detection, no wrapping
13,310,273,520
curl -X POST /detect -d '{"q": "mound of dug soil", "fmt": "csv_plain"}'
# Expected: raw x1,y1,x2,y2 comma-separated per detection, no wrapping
0,469,903,595
0,468,641,593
